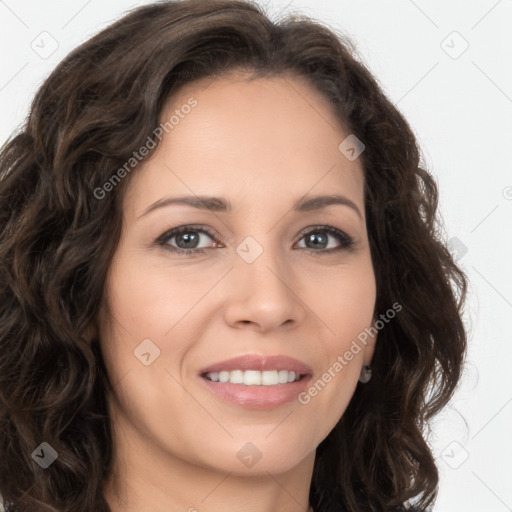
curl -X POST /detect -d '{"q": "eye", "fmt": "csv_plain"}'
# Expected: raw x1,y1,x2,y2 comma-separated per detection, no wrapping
295,225,354,255
155,224,355,256
156,225,220,255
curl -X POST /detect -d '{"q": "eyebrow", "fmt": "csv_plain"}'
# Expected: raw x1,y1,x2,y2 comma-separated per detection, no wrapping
137,193,362,219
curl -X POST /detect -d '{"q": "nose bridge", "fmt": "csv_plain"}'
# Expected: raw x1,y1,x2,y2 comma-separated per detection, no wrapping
236,233,290,294
223,232,304,330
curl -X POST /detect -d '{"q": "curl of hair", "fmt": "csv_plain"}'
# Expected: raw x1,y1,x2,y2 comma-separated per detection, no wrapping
0,1,467,511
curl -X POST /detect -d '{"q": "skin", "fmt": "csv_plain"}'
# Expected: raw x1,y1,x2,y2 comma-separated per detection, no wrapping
97,70,377,512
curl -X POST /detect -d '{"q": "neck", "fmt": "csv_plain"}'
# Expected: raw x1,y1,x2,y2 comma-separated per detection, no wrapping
104,462,315,512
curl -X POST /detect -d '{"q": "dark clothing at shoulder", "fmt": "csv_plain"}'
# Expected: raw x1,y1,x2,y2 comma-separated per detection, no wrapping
314,487,423,512
321,504,422,512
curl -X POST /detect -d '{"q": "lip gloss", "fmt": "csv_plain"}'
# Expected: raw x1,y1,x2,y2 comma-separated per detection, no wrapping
198,354,313,409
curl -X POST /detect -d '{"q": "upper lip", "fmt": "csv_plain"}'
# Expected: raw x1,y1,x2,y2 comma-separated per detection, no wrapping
199,354,312,376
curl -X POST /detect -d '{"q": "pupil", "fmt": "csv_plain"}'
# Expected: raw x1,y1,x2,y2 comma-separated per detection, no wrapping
308,232,326,249
178,232,198,248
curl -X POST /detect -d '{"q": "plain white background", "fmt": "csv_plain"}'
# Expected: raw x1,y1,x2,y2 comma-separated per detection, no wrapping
1,1,511,511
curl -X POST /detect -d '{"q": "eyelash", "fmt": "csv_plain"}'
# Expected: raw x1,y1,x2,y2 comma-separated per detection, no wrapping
155,224,355,257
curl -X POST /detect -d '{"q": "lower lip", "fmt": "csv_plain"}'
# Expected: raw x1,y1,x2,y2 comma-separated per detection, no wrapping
199,375,311,409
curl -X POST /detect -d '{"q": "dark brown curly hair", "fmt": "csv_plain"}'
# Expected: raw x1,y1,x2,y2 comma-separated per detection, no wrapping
0,1,467,511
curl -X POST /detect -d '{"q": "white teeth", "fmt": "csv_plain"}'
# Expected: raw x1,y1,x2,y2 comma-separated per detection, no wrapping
230,370,244,384
278,370,289,384
244,370,261,385
261,370,279,386
204,369,301,386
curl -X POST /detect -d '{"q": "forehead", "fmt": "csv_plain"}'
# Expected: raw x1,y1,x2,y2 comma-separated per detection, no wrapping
124,72,365,218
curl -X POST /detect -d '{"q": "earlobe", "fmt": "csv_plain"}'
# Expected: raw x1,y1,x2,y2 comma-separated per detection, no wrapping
358,365,372,383
360,326,377,380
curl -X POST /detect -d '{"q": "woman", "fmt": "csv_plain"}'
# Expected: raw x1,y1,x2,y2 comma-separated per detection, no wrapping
0,0,468,511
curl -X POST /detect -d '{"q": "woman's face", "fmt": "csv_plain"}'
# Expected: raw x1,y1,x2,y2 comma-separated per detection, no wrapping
98,71,377,477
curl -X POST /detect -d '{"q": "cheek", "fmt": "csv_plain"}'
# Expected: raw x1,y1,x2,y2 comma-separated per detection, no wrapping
296,258,376,436
96,251,182,395
310,255,376,346
97,254,203,455
98,247,217,404
102,246,214,350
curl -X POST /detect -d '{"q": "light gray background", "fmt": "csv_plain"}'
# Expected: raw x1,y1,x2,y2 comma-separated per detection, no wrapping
1,1,511,511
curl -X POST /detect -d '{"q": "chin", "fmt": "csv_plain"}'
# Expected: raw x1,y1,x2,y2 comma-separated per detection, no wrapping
190,436,315,476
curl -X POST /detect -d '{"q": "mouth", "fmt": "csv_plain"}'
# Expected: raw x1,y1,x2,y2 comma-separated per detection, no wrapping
198,354,312,409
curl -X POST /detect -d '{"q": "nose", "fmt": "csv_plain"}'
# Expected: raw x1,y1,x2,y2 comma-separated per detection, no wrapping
222,240,307,333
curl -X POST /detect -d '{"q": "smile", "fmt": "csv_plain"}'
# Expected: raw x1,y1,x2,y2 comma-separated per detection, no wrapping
198,354,312,409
